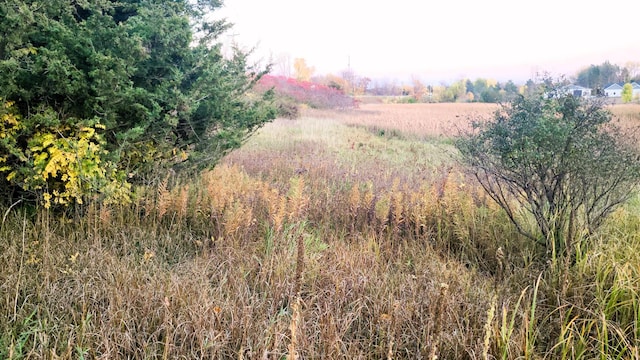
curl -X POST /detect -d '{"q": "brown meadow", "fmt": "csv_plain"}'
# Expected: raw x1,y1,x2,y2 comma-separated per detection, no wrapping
2,103,640,359
304,103,499,138
306,102,640,140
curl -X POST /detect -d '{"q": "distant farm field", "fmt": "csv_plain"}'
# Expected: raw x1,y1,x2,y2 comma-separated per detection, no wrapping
611,103,640,125
304,102,640,139
304,102,499,138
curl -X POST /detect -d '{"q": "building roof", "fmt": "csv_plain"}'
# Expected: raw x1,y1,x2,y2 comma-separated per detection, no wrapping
602,82,640,90
564,85,591,91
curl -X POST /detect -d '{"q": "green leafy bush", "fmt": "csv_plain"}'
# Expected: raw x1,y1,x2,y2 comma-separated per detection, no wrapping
457,82,640,257
0,0,276,206
1,101,130,207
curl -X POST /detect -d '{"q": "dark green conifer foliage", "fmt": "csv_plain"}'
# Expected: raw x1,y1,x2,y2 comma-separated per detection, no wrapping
0,0,276,204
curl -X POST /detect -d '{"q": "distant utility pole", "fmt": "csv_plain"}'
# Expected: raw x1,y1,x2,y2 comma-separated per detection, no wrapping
227,32,239,44
531,66,540,83
224,32,239,57
345,55,355,94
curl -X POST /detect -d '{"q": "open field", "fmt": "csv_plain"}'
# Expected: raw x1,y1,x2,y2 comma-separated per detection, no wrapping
306,102,640,139
611,103,640,124
304,103,499,139
2,103,640,358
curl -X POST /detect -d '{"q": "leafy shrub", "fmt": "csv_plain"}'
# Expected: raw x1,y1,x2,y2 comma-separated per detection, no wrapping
0,1,276,207
275,97,300,119
256,75,357,113
0,103,130,207
457,82,640,257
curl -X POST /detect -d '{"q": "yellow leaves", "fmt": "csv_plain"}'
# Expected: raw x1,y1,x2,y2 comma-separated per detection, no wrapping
5,171,17,182
79,126,95,138
26,122,129,207
30,133,56,152
43,193,52,209
42,146,68,179
0,157,9,169
101,179,132,205
1,101,21,139
0,101,23,181
33,151,49,165
0,100,129,208
293,58,315,82
12,47,37,57
1,113,20,127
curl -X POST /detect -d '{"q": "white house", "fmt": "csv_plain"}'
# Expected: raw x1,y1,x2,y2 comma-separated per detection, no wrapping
561,84,592,97
604,82,640,98
604,83,623,97
632,82,640,98
546,84,592,98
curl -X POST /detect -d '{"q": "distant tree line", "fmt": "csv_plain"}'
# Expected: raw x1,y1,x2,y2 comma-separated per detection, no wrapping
575,61,640,93
465,79,519,103
274,57,640,104
362,77,522,103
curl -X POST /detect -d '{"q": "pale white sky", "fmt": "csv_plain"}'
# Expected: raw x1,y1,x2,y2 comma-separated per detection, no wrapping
215,0,640,83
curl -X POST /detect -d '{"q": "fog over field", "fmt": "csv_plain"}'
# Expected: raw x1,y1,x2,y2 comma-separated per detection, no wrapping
216,0,640,82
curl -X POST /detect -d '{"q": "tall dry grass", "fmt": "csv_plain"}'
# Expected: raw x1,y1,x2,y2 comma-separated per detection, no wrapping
610,103,640,123
0,169,503,358
2,103,640,358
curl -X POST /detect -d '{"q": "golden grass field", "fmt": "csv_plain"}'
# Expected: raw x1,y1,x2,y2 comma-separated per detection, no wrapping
307,102,640,138
304,103,499,138
2,102,640,359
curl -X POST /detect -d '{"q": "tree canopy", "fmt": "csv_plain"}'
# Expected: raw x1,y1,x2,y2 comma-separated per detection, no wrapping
0,0,276,206
575,61,623,90
622,83,633,103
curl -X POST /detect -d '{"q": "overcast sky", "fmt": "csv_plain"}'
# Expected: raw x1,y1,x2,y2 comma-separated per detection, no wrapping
214,0,640,83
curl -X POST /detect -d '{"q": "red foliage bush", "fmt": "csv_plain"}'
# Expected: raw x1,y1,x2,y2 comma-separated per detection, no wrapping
256,75,358,110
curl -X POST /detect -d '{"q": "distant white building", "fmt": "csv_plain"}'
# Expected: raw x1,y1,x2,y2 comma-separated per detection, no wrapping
604,82,640,98
561,84,592,97
546,84,592,99
632,82,640,98
604,83,623,97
